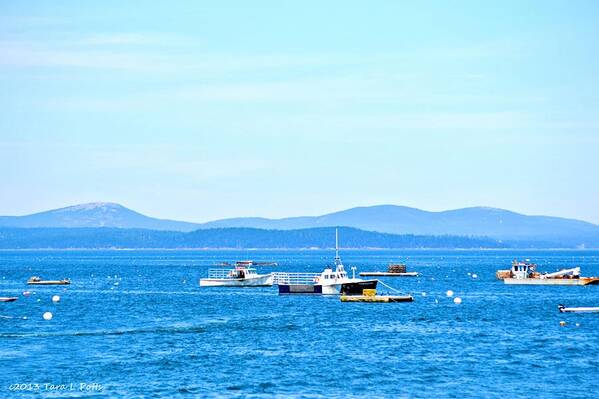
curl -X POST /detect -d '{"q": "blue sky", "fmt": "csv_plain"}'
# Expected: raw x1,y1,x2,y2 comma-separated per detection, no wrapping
1,1,599,223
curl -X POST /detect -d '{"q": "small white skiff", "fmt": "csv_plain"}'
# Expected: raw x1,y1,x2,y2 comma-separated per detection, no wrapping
558,305,599,313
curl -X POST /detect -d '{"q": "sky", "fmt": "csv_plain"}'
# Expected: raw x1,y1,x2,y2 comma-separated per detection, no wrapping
1,1,599,224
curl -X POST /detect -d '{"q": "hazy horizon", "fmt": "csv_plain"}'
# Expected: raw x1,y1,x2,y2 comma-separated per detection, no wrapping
2,2,598,224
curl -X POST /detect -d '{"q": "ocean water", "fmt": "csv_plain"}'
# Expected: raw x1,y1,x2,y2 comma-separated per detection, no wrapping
1,249,599,398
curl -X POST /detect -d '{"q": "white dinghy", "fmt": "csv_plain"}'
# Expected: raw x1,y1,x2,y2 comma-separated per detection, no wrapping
558,304,599,313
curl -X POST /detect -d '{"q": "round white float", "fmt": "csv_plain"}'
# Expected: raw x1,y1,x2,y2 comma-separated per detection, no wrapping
43,312,53,321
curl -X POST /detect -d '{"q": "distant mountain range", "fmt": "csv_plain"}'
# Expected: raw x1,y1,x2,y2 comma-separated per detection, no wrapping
1,202,599,247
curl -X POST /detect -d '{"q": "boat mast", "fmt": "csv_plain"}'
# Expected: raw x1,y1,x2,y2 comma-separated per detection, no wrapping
335,227,341,266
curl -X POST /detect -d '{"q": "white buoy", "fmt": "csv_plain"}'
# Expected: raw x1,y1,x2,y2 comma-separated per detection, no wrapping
472,274,478,279
435,299,439,304
454,297,462,304
22,291,31,297
446,290,454,297
421,292,427,296
576,323,580,327
467,272,471,276
52,295,60,303
43,312,53,321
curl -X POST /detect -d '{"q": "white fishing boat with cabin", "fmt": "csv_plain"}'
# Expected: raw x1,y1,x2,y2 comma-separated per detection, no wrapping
496,260,599,286
276,228,377,295
199,266,273,287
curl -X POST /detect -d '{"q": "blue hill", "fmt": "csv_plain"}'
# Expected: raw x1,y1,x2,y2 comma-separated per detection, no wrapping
1,203,599,247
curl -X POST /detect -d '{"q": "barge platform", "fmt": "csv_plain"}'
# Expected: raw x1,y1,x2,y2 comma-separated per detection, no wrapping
340,295,414,303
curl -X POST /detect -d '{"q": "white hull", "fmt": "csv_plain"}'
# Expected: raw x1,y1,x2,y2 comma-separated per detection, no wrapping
504,278,588,286
319,283,341,295
200,274,273,287
559,307,599,313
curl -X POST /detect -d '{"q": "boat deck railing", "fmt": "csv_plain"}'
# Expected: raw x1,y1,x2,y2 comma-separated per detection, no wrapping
272,272,319,285
207,269,236,279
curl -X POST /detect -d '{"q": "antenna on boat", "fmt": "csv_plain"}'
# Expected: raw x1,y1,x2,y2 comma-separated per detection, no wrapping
335,227,341,266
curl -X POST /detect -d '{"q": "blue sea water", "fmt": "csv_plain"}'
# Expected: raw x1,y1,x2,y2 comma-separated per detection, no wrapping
1,249,599,398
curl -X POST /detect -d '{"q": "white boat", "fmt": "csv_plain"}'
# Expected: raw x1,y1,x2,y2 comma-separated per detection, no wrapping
558,305,599,313
277,228,377,295
314,261,377,295
0,297,18,303
497,260,599,286
199,266,273,287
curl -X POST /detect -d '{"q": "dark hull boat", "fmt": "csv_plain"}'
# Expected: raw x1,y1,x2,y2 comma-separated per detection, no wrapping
275,229,378,295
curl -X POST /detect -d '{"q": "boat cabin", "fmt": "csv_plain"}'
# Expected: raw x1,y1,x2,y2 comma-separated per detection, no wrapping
511,260,536,279
318,265,348,283
229,267,259,279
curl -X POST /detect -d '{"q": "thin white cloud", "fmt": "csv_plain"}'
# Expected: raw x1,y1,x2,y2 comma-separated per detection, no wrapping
0,32,519,73
74,33,200,46
0,40,173,71
0,40,349,73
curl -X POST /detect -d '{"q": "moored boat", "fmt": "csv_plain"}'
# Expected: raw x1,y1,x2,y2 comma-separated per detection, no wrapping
496,260,599,286
276,228,377,295
558,304,599,313
0,297,18,302
27,276,71,285
199,266,273,287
